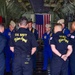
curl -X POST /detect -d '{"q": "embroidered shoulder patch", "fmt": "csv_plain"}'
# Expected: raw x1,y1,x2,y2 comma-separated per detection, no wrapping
71,35,75,39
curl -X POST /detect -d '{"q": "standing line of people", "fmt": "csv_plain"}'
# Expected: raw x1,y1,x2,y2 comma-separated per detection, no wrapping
0,16,75,75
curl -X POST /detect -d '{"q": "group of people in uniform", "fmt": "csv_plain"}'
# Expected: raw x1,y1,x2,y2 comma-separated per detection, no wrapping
0,16,75,75
42,19,75,75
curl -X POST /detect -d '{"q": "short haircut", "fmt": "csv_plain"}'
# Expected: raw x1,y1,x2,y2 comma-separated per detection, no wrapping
28,20,33,23
0,23,4,28
19,17,28,26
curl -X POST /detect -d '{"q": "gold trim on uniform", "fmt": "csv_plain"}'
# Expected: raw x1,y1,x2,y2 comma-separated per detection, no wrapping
14,37,27,43
58,36,69,43
15,33,27,37
31,28,35,33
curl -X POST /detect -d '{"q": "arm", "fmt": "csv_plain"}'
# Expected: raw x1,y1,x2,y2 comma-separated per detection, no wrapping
66,45,72,57
31,34,38,55
61,45,72,61
51,44,62,57
9,33,15,52
31,47,37,55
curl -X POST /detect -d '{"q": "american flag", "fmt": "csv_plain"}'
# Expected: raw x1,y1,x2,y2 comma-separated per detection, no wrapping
35,14,51,38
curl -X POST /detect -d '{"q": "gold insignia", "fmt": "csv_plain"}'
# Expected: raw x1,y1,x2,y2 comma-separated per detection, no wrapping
25,62,29,64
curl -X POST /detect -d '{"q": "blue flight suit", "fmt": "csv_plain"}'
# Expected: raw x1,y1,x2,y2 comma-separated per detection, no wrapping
63,27,70,36
10,28,38,75
50,31,71,75
28,28,38,69
0,33,6,75
42,32,52,70
69,31,75,75
3,28,14,72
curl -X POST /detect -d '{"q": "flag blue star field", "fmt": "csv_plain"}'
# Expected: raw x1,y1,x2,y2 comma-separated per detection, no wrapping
35,14,51,38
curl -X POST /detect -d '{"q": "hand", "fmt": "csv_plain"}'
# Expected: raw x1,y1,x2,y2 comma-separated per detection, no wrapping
11,49,14,52
61,54,68,61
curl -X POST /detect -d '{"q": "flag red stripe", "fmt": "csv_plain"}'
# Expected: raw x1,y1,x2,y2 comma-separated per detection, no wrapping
36,14,51,38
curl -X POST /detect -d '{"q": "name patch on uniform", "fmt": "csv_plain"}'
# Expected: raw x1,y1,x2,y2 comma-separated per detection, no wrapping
15,33,27,36
8,32,11,37
58,36,69,43
44,36,46,39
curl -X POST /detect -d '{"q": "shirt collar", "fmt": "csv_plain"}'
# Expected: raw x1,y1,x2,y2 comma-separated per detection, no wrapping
55,31,62,36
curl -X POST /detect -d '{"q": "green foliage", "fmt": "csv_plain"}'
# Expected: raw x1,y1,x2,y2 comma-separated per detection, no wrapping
0,0,27,25
7,1,25,19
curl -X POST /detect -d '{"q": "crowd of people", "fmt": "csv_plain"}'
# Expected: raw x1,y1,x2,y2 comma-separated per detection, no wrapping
0,17,75,75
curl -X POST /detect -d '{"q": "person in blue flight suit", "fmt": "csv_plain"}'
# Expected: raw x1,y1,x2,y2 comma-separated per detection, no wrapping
57,19,70,37
10,17,38,75
0,24,6,75
42,24,52,71
28,21,38,70
3,21,16,75
50,23,72,75
69,21,75,75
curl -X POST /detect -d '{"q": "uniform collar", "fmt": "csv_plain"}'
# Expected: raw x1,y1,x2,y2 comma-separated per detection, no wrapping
0,32,2,34
28,28,34,31
63,27,68,30
7,28,11,32
19,28,28,30
46,31,51,35
71,31,75,34
0,32,4,36
55,31,62,35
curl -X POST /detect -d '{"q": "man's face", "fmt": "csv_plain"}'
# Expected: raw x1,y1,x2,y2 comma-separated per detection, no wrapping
28,22,32,28
9,25,14,31
62,24,65,29
46,27,51,32
2,27,4,33
72,22,75,31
